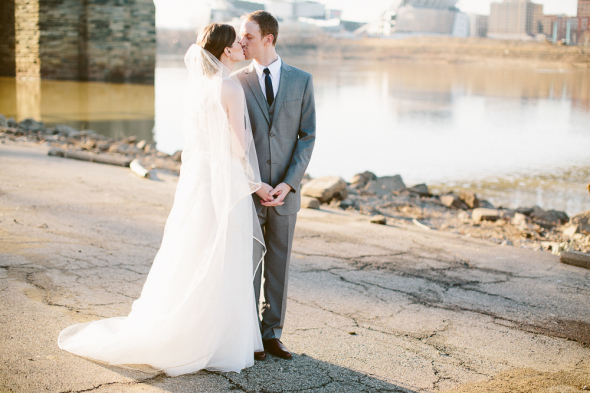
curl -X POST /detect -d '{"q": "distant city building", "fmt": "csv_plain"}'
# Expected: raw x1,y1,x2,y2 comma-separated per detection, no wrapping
488,0,543,40
469,14,489,37
579,0,590,17
388,0,470,37
540,14,590,44
265,1,325,21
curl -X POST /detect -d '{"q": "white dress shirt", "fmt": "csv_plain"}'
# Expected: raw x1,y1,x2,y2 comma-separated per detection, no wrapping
252,55,282,102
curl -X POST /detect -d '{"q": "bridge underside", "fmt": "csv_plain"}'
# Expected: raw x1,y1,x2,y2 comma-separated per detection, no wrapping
0,0,156,84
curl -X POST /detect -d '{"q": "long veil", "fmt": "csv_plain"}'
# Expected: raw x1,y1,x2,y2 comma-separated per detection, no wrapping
57,45,266,376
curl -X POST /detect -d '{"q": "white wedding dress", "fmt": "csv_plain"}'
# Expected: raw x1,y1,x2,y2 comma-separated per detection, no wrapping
58,45,265,376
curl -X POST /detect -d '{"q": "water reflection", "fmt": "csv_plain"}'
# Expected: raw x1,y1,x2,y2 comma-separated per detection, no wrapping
1,58,589,214
0,76,155,141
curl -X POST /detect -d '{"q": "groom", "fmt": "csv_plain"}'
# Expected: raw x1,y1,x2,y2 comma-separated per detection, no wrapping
234,10,316,360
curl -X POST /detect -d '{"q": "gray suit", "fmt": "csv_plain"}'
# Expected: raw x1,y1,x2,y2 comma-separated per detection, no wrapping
233,60,315,340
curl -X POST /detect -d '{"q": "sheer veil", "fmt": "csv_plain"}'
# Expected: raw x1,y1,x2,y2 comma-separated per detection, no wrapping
57,44,265,376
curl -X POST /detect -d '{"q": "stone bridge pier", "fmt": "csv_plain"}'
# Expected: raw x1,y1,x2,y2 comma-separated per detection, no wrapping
0,0,156,84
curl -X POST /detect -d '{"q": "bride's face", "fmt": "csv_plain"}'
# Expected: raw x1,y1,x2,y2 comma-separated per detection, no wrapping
228,36,245,62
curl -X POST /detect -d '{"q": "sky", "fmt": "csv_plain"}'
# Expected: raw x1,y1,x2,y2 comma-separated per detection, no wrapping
154,0,579,29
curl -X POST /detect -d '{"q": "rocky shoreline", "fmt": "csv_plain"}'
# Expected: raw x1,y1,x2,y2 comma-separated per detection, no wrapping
300,175,590,257
2,114,589,257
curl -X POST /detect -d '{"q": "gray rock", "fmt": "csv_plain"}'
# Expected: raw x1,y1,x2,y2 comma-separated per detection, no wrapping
0,114,7,127
362,175,406,197
515,206,534,216
19,118,44,132
407,183,430,197
459,191,480,209
97,141,111,152
340,199,356,209
560,251,590,270
302,176,347,203
370,215,387,225
7,118,18,128
500,239,513,246
55,124,79,137
479,199,495,209
472,208,500,222
570,210,590,234
301,196,321,210
349,171,377,189
530,206,568,226
440,194,469,210
500,209,517,220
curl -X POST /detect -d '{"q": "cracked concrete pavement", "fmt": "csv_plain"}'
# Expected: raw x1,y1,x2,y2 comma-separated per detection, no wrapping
1,142,589,393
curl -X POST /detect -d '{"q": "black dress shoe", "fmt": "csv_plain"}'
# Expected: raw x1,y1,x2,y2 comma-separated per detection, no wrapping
254,351,266,361
263,339,292,360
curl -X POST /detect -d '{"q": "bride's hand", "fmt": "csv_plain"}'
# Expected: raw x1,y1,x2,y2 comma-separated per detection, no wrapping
256,183,276,203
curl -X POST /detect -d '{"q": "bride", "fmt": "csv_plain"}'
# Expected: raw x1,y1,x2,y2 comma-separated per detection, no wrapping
58,23,269,376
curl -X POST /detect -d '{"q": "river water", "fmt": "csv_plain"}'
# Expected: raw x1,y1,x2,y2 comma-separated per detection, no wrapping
1,56,589,215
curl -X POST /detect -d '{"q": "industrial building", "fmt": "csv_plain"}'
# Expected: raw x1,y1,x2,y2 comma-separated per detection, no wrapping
392,0,469,36
488,0,543,40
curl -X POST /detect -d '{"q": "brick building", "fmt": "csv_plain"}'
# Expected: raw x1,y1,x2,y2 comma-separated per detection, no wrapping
579,0,590,17
0,0,156,83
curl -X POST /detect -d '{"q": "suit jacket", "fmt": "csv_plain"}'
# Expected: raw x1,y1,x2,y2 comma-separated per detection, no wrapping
233,60,316,216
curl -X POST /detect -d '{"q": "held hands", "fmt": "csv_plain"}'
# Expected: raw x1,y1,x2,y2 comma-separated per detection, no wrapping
258,182,292,207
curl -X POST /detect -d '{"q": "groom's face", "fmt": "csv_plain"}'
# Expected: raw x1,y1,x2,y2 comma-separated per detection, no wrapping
240,20,264,61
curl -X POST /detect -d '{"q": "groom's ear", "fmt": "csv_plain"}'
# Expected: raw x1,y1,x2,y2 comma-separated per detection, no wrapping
264,34,274,46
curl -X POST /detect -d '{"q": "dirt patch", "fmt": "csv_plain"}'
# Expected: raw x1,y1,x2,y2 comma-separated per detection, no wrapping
443,366,590,393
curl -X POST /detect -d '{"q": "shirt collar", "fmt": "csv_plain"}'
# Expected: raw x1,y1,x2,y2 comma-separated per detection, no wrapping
252,54,282,78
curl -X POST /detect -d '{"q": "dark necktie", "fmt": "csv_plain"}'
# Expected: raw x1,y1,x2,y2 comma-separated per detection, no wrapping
263,68,274,107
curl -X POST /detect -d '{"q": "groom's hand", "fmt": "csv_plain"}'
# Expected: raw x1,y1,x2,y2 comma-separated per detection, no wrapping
261,183,292,206
256,182,275,203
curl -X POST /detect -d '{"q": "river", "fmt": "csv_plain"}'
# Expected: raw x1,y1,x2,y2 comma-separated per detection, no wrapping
1,55,589,215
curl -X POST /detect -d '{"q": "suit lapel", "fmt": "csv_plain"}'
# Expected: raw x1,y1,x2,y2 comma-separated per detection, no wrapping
245,63,270,125
270,62,292,128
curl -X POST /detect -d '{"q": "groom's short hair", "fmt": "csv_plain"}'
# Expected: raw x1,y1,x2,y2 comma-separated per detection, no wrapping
243,10,279,46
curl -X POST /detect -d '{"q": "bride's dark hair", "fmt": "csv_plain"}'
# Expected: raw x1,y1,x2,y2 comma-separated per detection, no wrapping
197,23,236,61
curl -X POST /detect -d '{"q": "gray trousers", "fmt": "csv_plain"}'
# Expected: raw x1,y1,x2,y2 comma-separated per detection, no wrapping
254,206,297,340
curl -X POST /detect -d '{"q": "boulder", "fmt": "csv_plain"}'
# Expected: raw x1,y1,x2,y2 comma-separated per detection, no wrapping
515,206,534,216
511,213,529,230
55,124,79,137
472,208,499,223
406,183,430,197
340,199,356,209
370,215,387,225
479,199,495,209
350,171,377,189
301,196,321,210
19,118,44,132
0,114,7,127
362,175,406,197
7,118,18,128
459,191,480,209
302,176,347,203
530,206,568,226
570,210,590,234
560,251,590,270
440,194,469,210
172,150,183,162
97,141,111,152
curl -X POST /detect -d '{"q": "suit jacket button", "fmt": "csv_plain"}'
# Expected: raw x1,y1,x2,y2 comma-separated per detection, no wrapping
270,133,275,137
267,160,271,164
